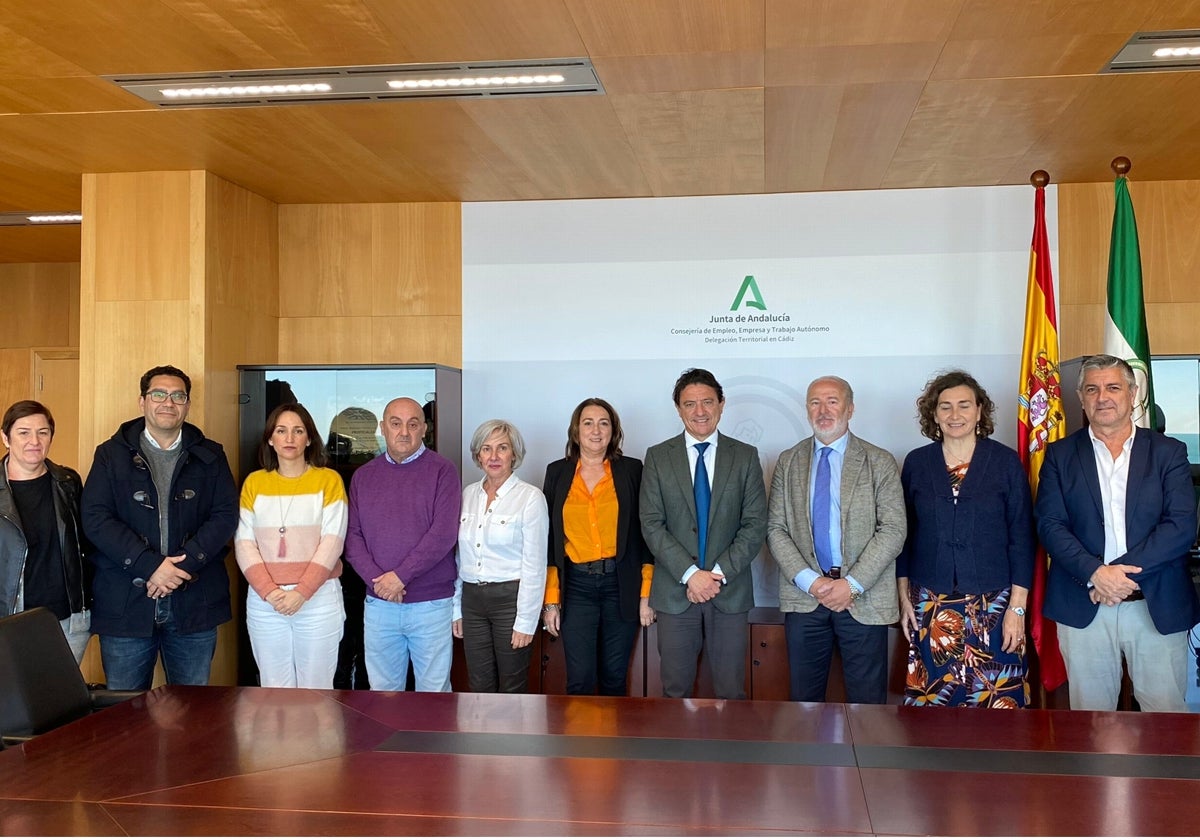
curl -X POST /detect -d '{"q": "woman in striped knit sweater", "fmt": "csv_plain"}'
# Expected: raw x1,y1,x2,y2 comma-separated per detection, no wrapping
235,403,348,688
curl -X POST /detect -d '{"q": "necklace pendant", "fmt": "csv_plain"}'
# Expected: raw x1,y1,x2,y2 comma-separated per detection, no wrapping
278,534,287,558
279,525,287,534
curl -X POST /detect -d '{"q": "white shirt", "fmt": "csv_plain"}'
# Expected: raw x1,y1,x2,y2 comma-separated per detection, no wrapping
1088,424,1134,564
454,472,549,635
681,430,724,583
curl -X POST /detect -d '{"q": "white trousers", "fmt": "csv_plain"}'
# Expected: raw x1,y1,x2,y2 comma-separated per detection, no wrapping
1058,599,1189,712
247,578,345,688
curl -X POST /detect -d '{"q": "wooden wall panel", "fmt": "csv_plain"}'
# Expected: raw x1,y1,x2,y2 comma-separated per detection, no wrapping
277,202,462,367
202,172,279,479
88,172,192,303
0,348,34,429
1059,179,1200,360
0,263,77,348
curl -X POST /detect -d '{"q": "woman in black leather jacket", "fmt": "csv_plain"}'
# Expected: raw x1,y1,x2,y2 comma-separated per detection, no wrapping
0,400,91,663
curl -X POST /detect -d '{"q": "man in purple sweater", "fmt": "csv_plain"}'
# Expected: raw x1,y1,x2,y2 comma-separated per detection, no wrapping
345,397,461,691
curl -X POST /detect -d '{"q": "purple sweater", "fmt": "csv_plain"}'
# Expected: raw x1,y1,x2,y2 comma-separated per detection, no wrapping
345,449,461,603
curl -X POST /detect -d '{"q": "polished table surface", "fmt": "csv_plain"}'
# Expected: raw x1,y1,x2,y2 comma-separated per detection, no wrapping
2,686,1200,835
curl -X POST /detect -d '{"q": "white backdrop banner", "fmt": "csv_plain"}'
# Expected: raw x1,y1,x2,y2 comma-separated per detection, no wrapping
462,187,1059,606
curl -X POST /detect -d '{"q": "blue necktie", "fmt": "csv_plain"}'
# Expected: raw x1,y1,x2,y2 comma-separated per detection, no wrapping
694,442,711,570
813,446,833,573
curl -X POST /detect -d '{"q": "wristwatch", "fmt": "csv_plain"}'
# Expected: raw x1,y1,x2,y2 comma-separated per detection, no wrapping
1011,606,1026,616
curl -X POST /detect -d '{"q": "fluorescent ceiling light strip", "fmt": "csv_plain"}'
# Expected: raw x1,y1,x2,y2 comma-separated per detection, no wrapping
107,60,602,107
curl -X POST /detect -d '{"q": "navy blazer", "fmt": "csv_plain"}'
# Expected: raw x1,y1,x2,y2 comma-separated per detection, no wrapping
1036,426,1199,634
897,438,1034,595
543,455,649,623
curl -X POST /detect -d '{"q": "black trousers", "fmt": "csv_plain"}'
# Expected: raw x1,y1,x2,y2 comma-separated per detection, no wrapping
461,581,533,693
561,564,638,696
784,606,887,703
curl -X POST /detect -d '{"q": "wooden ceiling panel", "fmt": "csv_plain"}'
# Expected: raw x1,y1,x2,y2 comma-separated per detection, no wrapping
0,77,148,115
564,0,764,56
0,22,91,77
767,0,965,47
592,51,762,94
316,101,550,203
1004,73,1200,188
766,42,942,86
461,96,652,199
931,33,1131,80
0,0,1198,263
356,0,587,63
820,82,927,191
945,0,1155,41
609,88,764,196
764,85,844,194
884,76,1092,189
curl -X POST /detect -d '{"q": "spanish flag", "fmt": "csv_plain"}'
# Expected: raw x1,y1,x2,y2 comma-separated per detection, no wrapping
1017,175,1068,692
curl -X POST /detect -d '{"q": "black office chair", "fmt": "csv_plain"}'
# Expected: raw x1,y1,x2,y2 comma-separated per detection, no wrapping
0,607,141,746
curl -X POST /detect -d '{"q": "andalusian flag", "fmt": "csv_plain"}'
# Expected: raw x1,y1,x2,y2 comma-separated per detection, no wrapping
1104,174,1154,427
1017,177,1067,692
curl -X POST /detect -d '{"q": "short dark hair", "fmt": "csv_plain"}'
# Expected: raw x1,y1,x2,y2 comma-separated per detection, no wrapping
259,403,329,471
565,397,624,461
141,365,192,396
916,370,996,441
672,368,724,405
2,400,55,437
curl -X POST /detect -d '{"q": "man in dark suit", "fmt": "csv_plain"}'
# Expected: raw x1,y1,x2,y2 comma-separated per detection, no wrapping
1036,354,1199,711
640,368,767,699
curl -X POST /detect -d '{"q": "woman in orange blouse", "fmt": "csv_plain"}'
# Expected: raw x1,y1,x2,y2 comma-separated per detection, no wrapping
542,398,654,695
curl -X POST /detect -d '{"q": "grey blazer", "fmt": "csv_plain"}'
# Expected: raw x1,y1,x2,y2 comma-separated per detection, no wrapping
640,432,767,615
767,432,905,625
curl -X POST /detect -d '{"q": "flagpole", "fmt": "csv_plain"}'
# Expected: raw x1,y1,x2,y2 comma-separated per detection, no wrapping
1019,167,1069,701
1112,155,1131,177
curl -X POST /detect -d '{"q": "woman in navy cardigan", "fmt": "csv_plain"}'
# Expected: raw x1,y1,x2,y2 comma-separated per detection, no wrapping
897,370,1035,707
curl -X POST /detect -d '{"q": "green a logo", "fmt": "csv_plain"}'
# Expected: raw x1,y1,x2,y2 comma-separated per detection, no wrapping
730,275,766,311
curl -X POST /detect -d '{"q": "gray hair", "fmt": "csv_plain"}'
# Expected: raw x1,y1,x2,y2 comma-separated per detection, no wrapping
469,419,526,470
1077,354,1136,392
807,375,855,405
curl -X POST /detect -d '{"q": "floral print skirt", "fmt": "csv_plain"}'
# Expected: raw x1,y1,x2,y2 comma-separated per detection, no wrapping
904,583,1029,708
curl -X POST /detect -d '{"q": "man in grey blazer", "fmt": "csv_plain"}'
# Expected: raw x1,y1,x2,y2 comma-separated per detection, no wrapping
640,368,767,699
767,376,905,703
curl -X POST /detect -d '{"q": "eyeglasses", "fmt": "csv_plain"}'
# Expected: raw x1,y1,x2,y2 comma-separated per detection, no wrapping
145,389,189,405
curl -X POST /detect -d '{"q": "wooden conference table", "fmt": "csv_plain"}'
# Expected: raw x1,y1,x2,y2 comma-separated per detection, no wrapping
2,685,1200,835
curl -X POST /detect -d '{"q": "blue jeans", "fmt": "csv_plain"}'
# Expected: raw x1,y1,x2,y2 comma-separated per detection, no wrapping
364,595,454,691
561,566,638,695
99,603,218,690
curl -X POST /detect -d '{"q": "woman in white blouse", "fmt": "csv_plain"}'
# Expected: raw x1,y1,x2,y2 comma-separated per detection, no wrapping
453,420,548,692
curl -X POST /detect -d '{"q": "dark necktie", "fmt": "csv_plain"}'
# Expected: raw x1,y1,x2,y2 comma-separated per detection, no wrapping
694,442,711,570
813,446,834,573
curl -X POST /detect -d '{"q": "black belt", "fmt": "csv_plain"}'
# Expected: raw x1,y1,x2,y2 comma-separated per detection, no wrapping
463,579,518,587
573,557,617,575
1123,590,1145,602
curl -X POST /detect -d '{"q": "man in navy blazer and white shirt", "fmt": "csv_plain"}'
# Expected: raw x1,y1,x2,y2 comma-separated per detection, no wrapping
1036,354,1199,711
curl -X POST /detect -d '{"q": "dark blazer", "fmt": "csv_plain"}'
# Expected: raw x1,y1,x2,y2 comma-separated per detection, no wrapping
1036,426,1199,634
897,438,1034,595
639,432,767,615
82,418,238,637
543,455,649,623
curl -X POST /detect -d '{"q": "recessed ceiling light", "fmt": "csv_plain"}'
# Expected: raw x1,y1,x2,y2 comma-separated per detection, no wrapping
105,59,603,108
1103,30,1200,73
0,212,82,226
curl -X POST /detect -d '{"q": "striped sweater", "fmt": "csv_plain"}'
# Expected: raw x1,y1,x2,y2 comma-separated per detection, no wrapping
235,467,347,600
